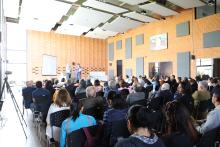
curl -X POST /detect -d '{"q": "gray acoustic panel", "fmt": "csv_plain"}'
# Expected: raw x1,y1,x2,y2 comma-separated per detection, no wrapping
176,21,190,37
136,34,144,45
125,37,132,59
108,43,114,61
136,57,144,77
108,69,114,79
116,40,122,49
203,30,220,48
177,52,190,78
125,68,132,77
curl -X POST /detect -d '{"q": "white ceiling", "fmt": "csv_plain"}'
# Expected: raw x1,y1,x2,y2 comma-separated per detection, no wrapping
167,0,206,9
66,7,113,28
56,22,91,36
140,2,179,16
83,0,128,14
123,12,158,22
85,27,118,39
3,0,208,39
102,16,142,33
19,0,71,32
118,0,150,5
3,0,20,18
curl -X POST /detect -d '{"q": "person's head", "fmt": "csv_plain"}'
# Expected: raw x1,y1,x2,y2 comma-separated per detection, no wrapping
70,101,83,121
178,81,191,95
79,79,86,88
86,86,96,98
212,88,220,106
86,79,92,87
119,79,126,88
36,81,42,88
161,83,170,91
26,81,33,87
45,80,53,89
198,80,208,91
108,94,127,109
126,75,129,79
108,80,116,89
127,105,155,134
133,84,143,92
94,79,100,86
61,78,65,83
164,101,198,142
54,88,72,107
107,90,117,106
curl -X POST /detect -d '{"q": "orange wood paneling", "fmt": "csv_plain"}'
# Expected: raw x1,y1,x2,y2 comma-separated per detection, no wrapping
27,31,107,81
107,9,220,78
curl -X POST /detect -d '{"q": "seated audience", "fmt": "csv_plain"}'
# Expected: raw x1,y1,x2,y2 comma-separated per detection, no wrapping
30,81,51,121
65,79,76,99
94,79,103,92
174,81,194,113
75,79,86,95
157,83,173,107
192,80,210,106
86,79,93,87
115,105,165,147
45,80,55,100
22,80,36,109
118,79,128,91
196,88,220,134
80,86,104,120
104,80,118,98
163,101,199,147
46,88,71,142
189,78,198,94
60,102,96,147
126,84,145,106
103,93,129,146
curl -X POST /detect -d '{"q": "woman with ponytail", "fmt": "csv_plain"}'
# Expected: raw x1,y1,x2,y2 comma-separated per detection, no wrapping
115,105,165,147
60,101,96,147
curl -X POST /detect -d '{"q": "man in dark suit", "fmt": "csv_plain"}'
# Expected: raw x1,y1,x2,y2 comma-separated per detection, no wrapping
22,81,36,109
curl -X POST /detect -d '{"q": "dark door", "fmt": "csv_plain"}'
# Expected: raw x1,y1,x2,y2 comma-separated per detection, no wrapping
117,60,122,77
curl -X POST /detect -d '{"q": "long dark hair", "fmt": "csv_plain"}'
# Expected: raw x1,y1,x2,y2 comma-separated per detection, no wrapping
164,101,199,143
70,101,83,121
127,105,155,132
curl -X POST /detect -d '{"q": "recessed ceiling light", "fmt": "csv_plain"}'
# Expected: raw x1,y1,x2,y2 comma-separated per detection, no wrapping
33,18,38,20
69,24,74,26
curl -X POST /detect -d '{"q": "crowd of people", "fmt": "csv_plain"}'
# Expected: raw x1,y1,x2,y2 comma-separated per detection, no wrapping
22,75,220,147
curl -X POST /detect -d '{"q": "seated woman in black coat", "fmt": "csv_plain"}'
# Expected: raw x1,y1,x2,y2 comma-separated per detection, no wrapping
115,105,165,147
162,101,199,147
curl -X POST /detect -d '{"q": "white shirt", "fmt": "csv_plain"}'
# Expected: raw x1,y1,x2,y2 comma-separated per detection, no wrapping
66,64,71,73
196,105,220,134
46,103,69,141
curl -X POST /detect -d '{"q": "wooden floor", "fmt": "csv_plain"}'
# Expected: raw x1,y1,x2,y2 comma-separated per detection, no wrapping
0,86,46,147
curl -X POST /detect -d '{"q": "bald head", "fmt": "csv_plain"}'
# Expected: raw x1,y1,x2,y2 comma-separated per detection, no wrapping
86,86,96,98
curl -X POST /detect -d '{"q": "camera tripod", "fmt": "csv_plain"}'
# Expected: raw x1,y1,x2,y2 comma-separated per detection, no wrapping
0,76,27,139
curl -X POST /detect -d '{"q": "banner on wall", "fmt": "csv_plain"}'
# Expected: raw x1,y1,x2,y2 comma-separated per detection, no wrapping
150,33,168,50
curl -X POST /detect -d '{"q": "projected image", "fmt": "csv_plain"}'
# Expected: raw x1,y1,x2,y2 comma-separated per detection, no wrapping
150,33,168,50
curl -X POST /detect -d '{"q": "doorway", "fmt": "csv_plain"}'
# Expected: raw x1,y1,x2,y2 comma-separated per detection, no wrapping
117,60,122,77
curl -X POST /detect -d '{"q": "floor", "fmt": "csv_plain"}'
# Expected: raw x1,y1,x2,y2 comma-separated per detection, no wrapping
0,86,46,147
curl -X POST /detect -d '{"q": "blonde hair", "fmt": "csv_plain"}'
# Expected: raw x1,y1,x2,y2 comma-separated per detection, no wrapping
54,88,71,107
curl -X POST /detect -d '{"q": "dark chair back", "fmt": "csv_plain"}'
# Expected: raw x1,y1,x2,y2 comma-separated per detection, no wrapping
96,91,104,97
74,92,87,102
198,126,220,147
195,100,210,119
130,99,147,106
67,124,102,147
109,119,130,146
50,109,70,127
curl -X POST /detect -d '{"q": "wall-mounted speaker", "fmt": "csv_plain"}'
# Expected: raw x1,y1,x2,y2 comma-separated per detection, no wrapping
191,55,195,60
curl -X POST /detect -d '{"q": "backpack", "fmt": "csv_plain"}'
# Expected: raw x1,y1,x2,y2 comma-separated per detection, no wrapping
83,123,103,147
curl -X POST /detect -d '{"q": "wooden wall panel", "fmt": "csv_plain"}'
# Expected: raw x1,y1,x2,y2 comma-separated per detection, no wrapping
108,9,220,78
27,31,107,81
